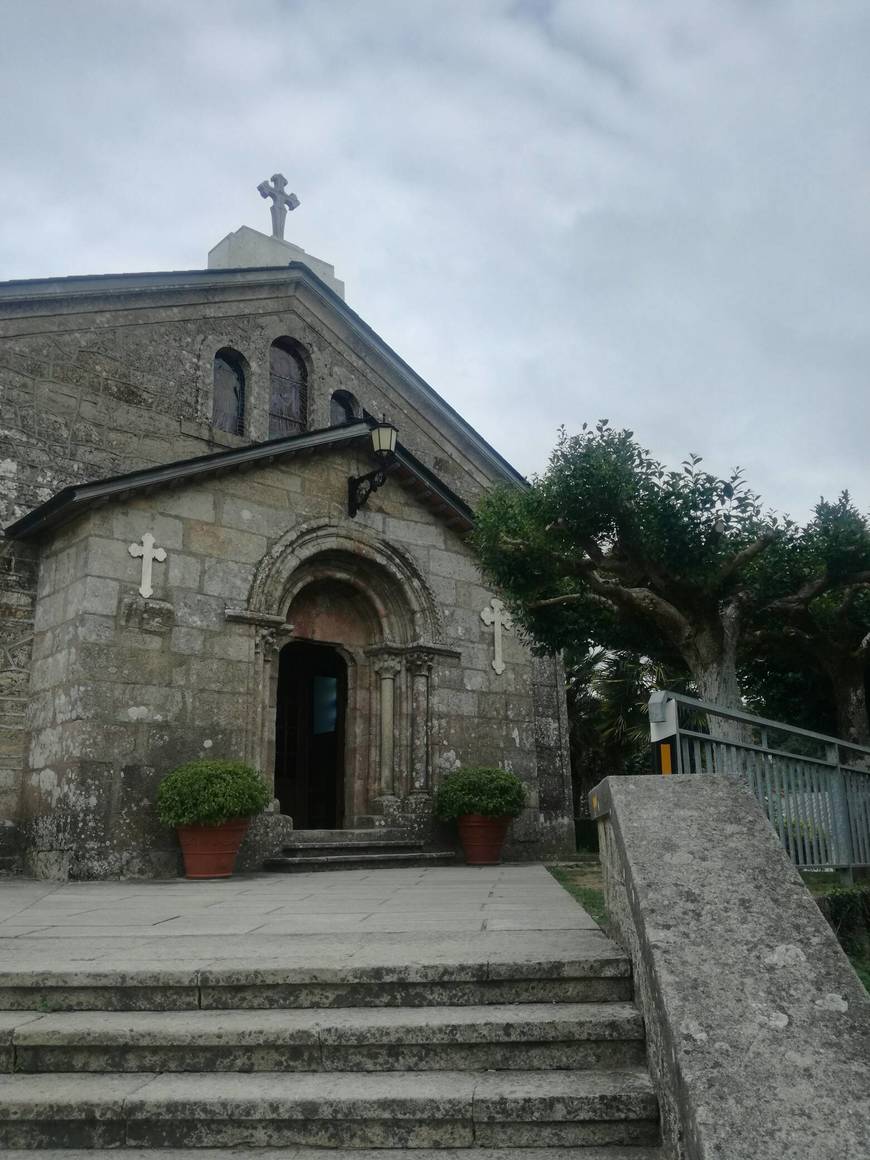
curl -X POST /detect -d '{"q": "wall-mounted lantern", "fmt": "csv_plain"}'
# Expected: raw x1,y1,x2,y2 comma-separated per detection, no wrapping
348,418,399,518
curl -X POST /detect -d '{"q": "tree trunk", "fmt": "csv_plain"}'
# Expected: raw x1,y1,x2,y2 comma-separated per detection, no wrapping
684,611,744,711
688,659,749,745
828,660,870,749
694,662,743,711
683,612,747,744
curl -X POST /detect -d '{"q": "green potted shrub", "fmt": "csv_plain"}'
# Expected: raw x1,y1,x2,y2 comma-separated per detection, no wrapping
156,760,271,879
434,766,526,865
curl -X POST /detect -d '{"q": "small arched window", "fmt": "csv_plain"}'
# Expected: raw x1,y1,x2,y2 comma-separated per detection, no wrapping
330,389,361,426
212,348,246,435
269,339,307,438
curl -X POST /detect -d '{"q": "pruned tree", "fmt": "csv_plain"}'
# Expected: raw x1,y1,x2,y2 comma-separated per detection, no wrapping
474,422,870,742
749,493,870,746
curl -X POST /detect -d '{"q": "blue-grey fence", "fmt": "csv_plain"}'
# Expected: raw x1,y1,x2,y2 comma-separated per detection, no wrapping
649,690,870,871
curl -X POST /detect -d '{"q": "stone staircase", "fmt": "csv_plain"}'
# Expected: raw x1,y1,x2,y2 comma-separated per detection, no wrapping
264,828,457,873
0,942,664,1153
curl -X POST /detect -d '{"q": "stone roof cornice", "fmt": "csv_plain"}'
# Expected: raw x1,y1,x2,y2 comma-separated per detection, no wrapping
4,420,477,542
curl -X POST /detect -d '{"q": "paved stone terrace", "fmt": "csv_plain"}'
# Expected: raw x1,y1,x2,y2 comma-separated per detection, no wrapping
0,864,608,976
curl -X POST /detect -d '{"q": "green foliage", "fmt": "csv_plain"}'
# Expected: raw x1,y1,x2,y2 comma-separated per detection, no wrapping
810,881,870,994
566,649,691,808
850,954,870,993
474,420,770,670
156,760,271,827
573,819,599,853
475,420,870,743
434,766,526,821
813,884,870,956
741,655,838,737
747,492,870,742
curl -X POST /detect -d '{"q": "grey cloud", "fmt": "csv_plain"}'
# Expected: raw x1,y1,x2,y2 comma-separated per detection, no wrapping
0,0,868,518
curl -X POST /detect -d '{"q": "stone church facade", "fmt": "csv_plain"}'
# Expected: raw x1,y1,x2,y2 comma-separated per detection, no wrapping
0,220,574,878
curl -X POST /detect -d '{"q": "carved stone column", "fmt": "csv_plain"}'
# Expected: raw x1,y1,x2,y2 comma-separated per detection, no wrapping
252,626,283,779
408,651,434,794
373,656,402,800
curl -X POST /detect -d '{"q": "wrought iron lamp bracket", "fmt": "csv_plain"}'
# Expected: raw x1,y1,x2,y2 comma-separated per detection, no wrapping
348,416,399,518
348,464,390,518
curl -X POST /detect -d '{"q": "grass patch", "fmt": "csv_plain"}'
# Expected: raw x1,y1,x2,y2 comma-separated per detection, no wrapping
850,954,870,992
547,864,607,926
800,870,849,895
800,873,870,996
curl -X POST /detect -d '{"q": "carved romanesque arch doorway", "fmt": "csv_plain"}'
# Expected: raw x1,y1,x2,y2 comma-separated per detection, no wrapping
276,576,381,828
275,642,346,829
247,526,447,830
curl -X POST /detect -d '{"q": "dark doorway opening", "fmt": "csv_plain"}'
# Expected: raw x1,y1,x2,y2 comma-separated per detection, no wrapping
275,642,346,829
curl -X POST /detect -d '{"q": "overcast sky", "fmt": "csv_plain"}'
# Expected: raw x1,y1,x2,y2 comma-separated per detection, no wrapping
1,0,868,519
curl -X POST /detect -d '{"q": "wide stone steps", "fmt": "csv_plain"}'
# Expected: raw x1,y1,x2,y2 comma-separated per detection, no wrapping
0,956,632,1011
1,1002,645,1073
0,1068,660,1149
0,909,662,1153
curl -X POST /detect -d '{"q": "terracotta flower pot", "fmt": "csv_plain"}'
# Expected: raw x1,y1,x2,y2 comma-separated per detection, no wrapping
176,817,250,879
457,814,511,865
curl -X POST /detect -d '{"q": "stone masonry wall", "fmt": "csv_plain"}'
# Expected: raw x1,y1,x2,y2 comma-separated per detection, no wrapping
0,540,36,864
22,445,573,877
0,275,497,530
1,270,523,863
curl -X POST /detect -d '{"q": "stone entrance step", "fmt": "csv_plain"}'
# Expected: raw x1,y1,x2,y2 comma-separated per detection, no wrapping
0,1068,660,1149
264,829,457,873
4,1002,645,1073
283,829,414,845
264,849,457,873
2,1150,668,1160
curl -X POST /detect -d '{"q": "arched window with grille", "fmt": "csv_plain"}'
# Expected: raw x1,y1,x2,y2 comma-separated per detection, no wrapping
269,339,308,438
212,348,247,435
330,389,361,426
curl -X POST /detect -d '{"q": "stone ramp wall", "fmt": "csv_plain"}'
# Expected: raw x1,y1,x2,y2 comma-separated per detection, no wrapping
590,773,870,1160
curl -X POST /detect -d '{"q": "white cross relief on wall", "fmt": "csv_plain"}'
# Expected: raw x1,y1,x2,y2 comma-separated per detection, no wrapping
128,533,167,599
481,598,513,677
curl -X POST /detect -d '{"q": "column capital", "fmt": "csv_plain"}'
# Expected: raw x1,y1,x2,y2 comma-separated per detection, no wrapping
254,625,293,659
372,655,403,679
407,650,435,676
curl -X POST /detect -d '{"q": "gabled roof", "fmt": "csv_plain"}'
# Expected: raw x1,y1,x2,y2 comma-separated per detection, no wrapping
4,420,476,542
0,261,526,489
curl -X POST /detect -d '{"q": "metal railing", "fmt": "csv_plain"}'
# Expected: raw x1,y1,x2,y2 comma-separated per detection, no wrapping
649,690,870,871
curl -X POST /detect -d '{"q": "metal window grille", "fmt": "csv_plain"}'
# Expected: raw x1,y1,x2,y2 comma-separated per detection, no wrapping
269,343,307,438
212,352,245,436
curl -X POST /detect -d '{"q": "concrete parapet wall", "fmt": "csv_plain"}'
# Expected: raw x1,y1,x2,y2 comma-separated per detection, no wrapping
590,774,870,1160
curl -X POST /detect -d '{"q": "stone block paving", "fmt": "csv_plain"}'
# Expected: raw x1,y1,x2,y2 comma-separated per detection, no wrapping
0,864,606,976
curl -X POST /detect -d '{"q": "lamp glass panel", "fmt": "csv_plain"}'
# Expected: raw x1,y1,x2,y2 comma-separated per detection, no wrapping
371,424,398,455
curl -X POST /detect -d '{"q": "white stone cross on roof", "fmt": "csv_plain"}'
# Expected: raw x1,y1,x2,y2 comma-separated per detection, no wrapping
257,173,300,240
